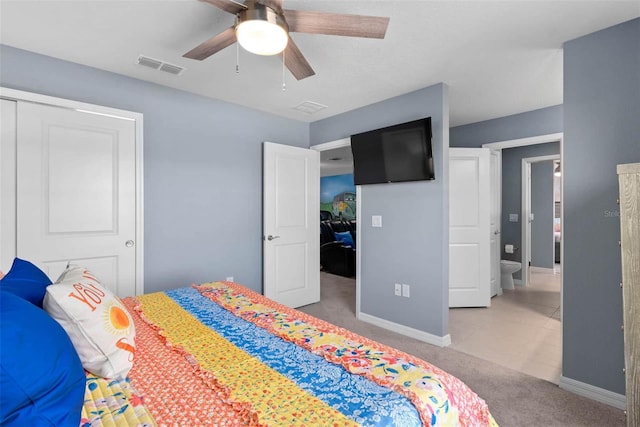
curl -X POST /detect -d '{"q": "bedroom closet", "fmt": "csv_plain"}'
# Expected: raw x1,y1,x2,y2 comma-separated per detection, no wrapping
0,88,144,297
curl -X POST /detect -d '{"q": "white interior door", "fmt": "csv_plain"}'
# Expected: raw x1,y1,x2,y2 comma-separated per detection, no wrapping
449,148,491,308
263,142,320,308
15,101,138,297
489,149,502,296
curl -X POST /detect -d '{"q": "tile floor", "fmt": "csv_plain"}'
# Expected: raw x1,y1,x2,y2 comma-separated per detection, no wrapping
448,266,562,383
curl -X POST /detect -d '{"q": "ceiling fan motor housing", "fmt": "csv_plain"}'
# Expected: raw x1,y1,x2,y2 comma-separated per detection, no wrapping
237,2,289,33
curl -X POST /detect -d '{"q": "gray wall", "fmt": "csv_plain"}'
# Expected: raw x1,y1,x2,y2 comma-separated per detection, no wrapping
563,18,640,395
311,85,450,337
0,45,310,294
450,105,563,148
501,143,560,278
530,161,555,269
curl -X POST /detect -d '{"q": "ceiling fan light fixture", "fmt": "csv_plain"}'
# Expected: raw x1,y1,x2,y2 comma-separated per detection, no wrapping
236,4,288,56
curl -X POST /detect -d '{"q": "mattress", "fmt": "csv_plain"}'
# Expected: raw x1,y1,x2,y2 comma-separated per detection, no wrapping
81,281,497,426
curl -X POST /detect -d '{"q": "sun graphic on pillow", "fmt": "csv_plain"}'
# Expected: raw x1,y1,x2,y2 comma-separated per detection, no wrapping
103,301,131,334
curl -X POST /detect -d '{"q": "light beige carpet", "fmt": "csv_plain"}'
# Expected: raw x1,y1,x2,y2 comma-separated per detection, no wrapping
297,272,625,427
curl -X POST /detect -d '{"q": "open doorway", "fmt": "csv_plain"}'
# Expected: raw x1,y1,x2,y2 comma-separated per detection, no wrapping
553,160,562,272
522,154,561,286
312,139,359,314
448,133,563,384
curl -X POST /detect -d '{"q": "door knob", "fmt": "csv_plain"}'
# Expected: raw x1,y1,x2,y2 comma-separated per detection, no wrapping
494,230,501,235
125,240,135,248
266,235,280,241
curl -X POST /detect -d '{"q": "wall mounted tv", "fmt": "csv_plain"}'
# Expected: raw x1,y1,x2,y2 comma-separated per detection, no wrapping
350,117,434,185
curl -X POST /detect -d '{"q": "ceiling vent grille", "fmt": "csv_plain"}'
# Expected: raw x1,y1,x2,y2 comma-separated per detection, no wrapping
293,101,327,115
137,55,185,76
159,63,184,75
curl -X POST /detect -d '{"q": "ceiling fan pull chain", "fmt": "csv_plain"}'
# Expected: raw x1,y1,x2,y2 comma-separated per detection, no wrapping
236,42,240,74
282,49,286,91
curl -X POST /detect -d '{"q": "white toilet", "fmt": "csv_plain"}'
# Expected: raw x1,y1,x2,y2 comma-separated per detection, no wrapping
500,260,522,290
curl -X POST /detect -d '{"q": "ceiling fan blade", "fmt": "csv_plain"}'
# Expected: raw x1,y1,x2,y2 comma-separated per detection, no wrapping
199,0,247,15
183,26,237,60
282,37,315,80
284,9,389,39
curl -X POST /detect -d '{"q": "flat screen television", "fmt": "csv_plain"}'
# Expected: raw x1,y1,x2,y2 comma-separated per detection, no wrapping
350,117,434,185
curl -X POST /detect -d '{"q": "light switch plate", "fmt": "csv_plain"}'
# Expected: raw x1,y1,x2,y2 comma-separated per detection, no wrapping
372,215,382,227
402,284,410,298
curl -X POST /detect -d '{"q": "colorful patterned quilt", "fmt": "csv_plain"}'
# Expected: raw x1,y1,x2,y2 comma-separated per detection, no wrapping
81,374,155,427
82,282,497,426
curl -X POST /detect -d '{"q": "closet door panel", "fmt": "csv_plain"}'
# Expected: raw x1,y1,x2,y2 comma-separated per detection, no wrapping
16,102,137,297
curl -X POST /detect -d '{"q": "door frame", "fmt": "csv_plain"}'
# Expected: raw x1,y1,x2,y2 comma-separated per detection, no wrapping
521,154,560,286
489,149,503,297
0,87,145,294
310,138,362,317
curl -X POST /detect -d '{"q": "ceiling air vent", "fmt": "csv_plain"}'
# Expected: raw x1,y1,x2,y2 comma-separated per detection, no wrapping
293,101,327,115
137,55,162,70
137,55,185,76
159,63,184,75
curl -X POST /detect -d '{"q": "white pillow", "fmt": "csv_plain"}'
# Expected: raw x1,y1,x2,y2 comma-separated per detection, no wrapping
44,266,136,378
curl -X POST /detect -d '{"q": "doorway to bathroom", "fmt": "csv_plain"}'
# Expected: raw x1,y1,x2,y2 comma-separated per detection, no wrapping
448,132,563,384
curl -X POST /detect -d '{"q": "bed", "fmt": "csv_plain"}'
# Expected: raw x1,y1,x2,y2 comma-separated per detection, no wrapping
0,259,497,426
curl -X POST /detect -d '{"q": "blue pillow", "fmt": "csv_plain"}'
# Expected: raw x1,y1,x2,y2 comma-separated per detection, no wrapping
334,231,355,248
0,258,52,307
0,291,85,427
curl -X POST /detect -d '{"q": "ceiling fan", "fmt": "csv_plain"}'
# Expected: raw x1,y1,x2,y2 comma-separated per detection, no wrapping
183,0,390,80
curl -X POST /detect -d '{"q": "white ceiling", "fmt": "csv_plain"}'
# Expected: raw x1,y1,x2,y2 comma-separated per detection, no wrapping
320,145,353,176
1,1,638,126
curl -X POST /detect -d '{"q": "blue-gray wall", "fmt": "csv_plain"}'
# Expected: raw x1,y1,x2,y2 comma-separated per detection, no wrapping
0,45,310,294
450,105,563,148
563,18,640,395
311,85,450,337
501,143,560,278
530,161,555,269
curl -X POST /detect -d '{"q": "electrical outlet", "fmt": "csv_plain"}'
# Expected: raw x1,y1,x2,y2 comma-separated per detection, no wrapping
394,283,402,296
226,276,234,282
402,284,410,298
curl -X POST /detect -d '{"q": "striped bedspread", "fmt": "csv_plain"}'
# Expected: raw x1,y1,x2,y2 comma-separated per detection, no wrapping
82,282,497,426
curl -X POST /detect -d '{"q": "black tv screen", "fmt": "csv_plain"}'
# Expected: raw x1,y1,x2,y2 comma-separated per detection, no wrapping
350,117,434,185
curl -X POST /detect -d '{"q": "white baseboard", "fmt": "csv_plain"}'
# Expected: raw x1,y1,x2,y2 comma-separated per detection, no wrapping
358,311,451,347
530,266,555,273
559,376,626,410
514,279,524,286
